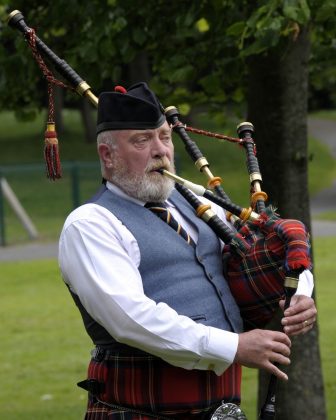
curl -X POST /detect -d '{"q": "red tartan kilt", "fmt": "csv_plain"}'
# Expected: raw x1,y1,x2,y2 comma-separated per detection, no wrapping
85,350,241,419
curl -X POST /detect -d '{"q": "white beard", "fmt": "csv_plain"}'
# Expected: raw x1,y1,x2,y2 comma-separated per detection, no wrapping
110,156,175,202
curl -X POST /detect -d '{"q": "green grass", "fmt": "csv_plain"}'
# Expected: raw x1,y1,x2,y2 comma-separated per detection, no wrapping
1,166,101,243
0,110,335,245
0,110,98,162
310,110,336,121
314,237,336,418
0,236,334,419
0,260,91,420
313,210,336,221
308,137,336,196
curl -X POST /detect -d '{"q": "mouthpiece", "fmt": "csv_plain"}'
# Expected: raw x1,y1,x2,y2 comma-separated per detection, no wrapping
160,169,206,196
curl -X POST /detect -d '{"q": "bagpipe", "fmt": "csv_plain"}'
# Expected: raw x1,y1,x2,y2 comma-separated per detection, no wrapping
7,10,312,420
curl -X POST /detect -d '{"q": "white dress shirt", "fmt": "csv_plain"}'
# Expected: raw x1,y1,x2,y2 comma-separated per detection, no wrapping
58,182,314,376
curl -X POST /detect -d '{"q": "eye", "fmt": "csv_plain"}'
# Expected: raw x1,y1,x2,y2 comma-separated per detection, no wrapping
160,134,172,144
133,137,149,147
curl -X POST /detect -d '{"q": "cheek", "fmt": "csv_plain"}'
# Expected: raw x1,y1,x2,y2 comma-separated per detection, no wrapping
168,144,174,161
125,151,150,174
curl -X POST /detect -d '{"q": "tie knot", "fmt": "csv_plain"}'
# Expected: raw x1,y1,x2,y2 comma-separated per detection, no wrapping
145,202,167,210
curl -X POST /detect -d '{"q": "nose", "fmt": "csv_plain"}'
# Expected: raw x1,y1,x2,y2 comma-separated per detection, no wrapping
151,136,169,158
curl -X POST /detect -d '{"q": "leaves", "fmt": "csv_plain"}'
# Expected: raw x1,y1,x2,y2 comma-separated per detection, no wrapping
226,21,245,37
1,0,335,118
195,18,210,33
283,0,310,24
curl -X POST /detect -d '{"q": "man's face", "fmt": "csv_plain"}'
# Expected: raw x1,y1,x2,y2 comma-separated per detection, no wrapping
114,120,174,177
102,121,176,202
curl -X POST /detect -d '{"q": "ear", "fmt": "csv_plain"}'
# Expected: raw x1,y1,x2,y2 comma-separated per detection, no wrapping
98,143,114,168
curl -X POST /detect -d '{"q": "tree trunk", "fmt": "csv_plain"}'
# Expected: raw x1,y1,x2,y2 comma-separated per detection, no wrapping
127,51,151,85
246,27,326,419
54,86,64,134
80,98,96,143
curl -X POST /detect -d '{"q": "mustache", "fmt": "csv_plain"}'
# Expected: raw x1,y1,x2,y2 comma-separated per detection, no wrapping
146,158,172,173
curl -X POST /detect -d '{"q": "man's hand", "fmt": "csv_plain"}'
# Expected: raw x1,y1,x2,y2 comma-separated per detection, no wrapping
234,329,291,381
280,294,317,336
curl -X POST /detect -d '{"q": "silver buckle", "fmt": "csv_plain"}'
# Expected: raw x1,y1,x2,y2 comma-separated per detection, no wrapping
210,402,247,420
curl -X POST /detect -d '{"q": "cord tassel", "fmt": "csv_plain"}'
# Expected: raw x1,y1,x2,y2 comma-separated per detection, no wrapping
25,28,74,181
44,123,62,180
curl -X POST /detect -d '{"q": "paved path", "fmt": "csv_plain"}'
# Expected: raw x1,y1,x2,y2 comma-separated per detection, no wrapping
0,117,335,261
0,241,58,262
1,219,334,262
0,218,335,262
310,179,336,215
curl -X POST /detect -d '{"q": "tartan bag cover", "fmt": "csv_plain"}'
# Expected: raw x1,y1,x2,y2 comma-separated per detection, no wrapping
85,351,241,419
223,206,312,329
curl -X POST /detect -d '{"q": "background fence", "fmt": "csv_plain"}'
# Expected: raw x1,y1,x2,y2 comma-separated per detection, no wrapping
0,161,101,246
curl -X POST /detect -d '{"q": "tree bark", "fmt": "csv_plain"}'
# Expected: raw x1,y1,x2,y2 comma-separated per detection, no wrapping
127,51,151,85
80,98,96,143
53,86,64,134
246,27,326,419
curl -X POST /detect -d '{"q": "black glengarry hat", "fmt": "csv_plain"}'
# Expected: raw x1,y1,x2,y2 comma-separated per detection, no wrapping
96,82,166,134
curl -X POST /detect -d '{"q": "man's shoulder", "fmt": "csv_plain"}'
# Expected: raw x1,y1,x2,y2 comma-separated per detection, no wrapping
62,202,113,230
86,183,108,204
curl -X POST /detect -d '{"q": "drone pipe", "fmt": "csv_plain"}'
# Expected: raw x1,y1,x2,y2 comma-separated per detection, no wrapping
7,10,98,106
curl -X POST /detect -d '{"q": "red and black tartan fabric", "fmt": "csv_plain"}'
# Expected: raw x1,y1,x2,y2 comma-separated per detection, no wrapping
223,206,312,329
84,350,241,420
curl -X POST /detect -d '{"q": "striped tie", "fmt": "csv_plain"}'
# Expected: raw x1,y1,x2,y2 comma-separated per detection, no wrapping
145,202,195,248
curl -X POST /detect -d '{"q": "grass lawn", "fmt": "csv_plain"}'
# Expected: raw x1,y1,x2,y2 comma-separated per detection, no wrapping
310,110,336,120
0,259,91,420
314,210,336,222
0,236,334,419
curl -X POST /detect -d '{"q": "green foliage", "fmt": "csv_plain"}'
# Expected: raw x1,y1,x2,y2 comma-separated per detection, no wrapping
308,1,336,108
1,0,333,121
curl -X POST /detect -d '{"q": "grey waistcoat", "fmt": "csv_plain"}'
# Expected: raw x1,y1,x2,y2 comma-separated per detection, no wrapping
71,186,243,348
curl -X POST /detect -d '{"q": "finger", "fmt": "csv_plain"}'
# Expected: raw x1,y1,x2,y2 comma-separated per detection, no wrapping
284,296,315,316
270,331,292,347
285,321,314,336
265,361,288,381
270,351,291,366
285,303,316,318
284,316,316,333
288,325,314,337
269,338,291,356
282,309,316,327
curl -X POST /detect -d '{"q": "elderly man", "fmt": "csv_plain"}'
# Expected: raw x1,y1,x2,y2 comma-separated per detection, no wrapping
59,83,316,419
